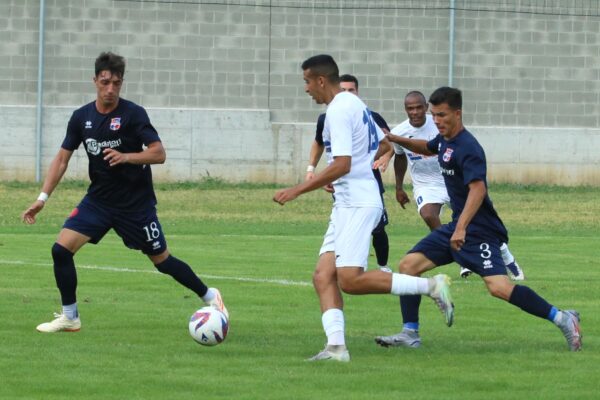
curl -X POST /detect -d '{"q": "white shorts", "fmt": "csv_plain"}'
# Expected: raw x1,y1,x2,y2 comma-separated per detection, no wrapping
319,206,382,269
413,186,450,213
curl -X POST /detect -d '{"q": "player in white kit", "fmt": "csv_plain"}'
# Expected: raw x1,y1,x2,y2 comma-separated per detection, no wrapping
273,55,454,362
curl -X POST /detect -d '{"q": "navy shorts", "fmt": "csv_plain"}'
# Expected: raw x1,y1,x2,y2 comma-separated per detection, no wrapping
408,224,506,277
63,195,167,256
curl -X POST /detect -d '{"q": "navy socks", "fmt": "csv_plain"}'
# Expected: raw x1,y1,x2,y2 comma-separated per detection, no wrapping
52,243,77,306
154,255,208,298
508,284,553,319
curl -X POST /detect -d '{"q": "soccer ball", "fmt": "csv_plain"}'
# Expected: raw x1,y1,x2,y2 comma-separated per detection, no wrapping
188,306,229,346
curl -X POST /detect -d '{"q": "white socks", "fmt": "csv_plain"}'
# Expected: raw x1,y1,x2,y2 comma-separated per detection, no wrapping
390,273,430,295
201,288,216,303
322,308,345,346
62,303,78,320
500,242,514,265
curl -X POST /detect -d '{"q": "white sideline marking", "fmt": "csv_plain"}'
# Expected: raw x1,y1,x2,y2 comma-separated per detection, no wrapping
0,259,312,287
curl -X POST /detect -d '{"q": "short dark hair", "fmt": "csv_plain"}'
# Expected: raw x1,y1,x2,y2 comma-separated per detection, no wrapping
340,74,359,89
301,54,339,84
405,90,427,104
429,87,462,110
95,52,126,79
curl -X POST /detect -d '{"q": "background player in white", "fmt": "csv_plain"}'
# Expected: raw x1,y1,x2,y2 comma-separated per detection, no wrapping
273,54,454,362
306,74,392,272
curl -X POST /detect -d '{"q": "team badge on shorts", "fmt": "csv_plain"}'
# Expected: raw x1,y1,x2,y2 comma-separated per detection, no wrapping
443,148,454,162
110,117,121,131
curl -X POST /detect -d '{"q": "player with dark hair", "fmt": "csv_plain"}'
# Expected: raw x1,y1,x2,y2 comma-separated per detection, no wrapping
378,86,581,351
274,55,454,362
306,73,391,272
377,90,525,347
22,51,228,333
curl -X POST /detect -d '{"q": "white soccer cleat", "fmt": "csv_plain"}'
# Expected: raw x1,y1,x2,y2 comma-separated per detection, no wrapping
206,288,229,320
375,328,421,348
36,313,81,333
459,267,472,278
557,310,582,352
428,274,454,327
306,345,350,362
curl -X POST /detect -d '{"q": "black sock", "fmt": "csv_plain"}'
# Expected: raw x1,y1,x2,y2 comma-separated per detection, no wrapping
400,295,422,328
508,285,553,319
52,243,77,305
154,255,208,298
372,229,389,266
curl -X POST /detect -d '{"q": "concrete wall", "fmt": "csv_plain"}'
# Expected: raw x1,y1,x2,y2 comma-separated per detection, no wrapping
1,0,599,185
3,105,599,185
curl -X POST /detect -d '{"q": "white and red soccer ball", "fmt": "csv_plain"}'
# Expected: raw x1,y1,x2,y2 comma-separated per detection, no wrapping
188,306,229,346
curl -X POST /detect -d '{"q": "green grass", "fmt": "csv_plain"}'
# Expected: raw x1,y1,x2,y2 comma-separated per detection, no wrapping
1,182,599,399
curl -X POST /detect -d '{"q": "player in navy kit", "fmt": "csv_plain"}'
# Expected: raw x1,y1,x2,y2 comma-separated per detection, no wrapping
306,74,391,272
376,87,581,351
21,52,228,333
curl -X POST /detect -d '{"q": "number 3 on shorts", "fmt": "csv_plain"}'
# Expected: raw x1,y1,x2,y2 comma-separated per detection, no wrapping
480,242,491,259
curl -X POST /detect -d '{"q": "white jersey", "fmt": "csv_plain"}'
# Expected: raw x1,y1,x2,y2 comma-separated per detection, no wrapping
390,114,446,190
323,91,384,208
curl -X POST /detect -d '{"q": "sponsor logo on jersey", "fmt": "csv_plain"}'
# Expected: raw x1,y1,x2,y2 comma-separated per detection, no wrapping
441,167,455,176
482,260,493,269
408,153,423,161
442,148,454,162
85,138,122,156
408,151,435,161
85,121,92,129
152,241,162,250
110,117,121,131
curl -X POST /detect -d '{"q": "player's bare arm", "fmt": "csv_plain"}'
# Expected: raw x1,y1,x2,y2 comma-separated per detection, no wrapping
372,146,394,172
385,134,434,157
451,179,487,251
372,136,392,172
393,153,410,209
305,140,325,181
103,140,166,167
273,155,351,205
21,148,74,224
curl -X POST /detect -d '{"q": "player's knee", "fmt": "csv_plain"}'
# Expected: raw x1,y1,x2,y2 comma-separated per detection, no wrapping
51,243,73,265
337,277,360,294
422,214,440,230
398,258,419,275
312,268,331,288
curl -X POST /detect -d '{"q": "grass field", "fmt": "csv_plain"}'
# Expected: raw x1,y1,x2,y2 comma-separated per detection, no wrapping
1,181,599,399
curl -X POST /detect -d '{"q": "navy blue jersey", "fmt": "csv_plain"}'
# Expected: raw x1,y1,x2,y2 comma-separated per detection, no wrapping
315,113,326,146
370,111,390,133
426,129,508,242
62,98,161,210
315,110,389,194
